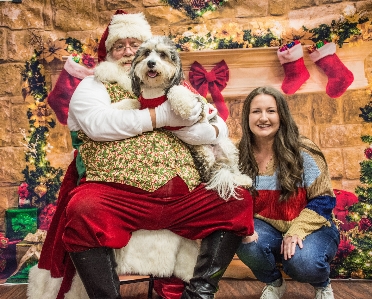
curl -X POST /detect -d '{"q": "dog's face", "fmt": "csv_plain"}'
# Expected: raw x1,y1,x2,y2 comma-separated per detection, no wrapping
130,36,184,97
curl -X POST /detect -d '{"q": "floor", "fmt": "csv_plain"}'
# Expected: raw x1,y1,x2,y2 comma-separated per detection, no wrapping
0,278,371,299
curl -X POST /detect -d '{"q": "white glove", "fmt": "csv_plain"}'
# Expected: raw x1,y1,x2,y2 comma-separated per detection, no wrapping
206,103,218,120
155,100,202,128
172,122,217,145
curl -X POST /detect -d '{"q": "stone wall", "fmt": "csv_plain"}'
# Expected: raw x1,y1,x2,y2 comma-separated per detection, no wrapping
0,0,372,231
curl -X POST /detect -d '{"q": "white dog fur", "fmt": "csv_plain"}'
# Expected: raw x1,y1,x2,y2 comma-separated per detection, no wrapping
126,35,252,200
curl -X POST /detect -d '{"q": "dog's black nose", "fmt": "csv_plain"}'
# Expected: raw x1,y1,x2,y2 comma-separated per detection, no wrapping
147,60,156,68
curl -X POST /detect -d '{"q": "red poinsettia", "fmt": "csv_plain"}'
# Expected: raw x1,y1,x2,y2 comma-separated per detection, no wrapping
336,238,356,260
365,147,372,159
333,189,358,231
18,182,29,199
39,203,57,231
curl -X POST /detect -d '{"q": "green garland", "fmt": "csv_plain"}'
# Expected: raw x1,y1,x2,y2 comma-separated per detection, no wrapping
162,0,228,19
170,5,370,51
19,50,64,209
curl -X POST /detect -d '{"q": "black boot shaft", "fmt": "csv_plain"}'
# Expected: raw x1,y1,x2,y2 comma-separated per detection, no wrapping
70,247,121,299
182,230,242,299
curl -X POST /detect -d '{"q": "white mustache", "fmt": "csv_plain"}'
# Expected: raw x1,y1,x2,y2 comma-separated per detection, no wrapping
116,57,133,65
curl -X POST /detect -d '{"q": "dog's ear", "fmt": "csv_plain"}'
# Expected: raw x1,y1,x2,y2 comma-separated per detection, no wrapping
131,73,142,98
130,52,142,97
166,54,184,93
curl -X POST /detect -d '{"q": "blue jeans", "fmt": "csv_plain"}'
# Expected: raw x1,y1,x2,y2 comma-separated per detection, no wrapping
236,218,340,288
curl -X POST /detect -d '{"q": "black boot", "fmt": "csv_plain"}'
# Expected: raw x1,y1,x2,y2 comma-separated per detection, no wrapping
181,230,242,299
69,247,121,299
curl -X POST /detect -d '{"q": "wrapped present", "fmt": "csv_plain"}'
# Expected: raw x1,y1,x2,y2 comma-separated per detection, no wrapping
6,230,46,284
5,207,38,240
0,239,21,282
16,229,46,264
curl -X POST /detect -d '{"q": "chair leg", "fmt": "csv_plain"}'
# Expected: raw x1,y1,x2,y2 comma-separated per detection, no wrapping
148,275,154,299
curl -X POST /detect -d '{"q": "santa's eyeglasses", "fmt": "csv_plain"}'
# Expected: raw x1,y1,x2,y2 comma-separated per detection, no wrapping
112,43,140,52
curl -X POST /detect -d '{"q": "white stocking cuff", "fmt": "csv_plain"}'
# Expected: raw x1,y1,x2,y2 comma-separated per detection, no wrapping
64,55,95,79
277,43,304,65
308,42,337,63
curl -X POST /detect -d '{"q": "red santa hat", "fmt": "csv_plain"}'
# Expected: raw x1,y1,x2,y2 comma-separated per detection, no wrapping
97,10,152,62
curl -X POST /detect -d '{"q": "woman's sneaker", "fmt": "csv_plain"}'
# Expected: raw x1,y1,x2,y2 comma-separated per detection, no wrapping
260,279,286,299
314,284,334,299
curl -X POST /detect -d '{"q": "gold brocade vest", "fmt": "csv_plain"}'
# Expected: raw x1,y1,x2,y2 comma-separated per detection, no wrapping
77,82,200,192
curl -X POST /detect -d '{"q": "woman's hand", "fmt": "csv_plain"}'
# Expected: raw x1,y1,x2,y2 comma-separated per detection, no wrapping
242,230,258,244
281,234,303,260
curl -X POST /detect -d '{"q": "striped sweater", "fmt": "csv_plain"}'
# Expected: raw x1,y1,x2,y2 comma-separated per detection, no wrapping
254,137,335,240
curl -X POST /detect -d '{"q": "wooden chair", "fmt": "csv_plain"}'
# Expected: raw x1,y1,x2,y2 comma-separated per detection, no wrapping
119,275,157,299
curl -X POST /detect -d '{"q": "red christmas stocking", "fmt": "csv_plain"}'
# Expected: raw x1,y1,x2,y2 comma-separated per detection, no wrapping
48,56,94,125
309,42,354,98
277,43,310,95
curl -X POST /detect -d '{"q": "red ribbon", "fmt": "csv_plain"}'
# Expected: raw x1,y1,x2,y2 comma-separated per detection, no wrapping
189,60,229,121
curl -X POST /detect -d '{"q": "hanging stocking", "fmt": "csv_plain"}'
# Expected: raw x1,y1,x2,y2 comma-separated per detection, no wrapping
48,56,94,125
308,42,354,98
277,41,310,95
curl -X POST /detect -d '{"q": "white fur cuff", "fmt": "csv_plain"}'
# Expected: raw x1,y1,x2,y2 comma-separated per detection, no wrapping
277,44,304,65
308,42,337,62
64,56,95,79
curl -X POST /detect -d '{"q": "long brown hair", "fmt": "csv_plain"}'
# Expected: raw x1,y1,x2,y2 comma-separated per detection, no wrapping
238,86,304,201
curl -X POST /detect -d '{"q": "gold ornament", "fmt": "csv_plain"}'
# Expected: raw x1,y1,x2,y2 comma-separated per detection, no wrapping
351,269,365,279
34,184,47,198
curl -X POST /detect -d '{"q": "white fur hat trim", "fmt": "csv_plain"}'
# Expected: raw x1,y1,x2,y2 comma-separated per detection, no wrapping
308,42,336,62
105,13,152,51
277,43,304,65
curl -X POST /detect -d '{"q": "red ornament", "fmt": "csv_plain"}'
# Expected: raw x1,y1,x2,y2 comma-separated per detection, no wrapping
359,217,372,231
364,147,372,160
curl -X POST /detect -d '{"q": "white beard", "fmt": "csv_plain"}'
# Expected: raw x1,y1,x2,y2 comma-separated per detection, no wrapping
94,59,132,91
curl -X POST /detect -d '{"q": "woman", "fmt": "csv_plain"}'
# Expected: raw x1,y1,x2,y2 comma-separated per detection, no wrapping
237,86,340,299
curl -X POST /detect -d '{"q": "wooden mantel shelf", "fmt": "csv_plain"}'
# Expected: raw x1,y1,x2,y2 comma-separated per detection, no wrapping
59,42,371,99
179,41,372,99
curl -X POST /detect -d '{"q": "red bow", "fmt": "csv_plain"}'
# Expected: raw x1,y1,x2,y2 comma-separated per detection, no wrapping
189,60,229,121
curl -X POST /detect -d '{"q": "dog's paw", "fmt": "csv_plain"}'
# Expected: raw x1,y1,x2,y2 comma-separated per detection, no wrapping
111,98,140,110
167,85,201,119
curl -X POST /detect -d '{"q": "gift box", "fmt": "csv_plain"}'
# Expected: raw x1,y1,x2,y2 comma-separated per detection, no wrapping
0,239,21,282
5,208,38,240
16,241,34,265
6,230,45,284
5,259,38,284
15,230,46,265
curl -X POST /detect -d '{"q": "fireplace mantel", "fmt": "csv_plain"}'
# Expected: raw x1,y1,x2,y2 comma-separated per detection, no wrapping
58,42,371,99
179,41,372,99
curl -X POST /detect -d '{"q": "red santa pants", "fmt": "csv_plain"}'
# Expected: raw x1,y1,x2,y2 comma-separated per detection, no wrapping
62,176,254,252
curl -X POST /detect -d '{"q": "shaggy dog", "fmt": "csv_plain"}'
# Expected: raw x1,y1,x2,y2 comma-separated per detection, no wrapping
114,35,252,200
